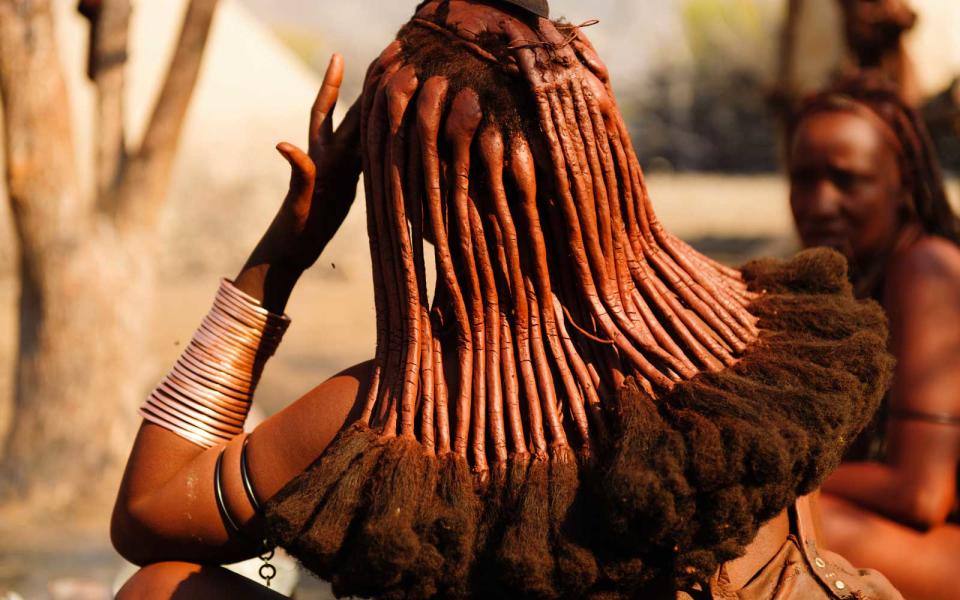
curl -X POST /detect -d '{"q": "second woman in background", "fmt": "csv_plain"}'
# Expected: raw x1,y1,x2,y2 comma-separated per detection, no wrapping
788,80,960,600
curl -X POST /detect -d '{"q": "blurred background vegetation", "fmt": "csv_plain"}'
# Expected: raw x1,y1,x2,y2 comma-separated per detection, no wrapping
630,0,781,171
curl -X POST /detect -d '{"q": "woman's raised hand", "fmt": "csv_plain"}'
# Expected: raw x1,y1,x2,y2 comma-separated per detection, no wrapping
290,52,363,268
235,54,362,311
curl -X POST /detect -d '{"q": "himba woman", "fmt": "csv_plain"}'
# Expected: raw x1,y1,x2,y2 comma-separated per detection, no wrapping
788,78,960,600
113,1,902,598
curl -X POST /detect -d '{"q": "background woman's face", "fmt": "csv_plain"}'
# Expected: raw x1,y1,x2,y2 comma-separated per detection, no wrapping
788,110,906,265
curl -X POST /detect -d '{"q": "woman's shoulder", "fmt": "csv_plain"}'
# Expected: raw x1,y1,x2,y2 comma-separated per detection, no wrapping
294,360,375,414
892,236,960,283
884,235,960,337
885,236,960,305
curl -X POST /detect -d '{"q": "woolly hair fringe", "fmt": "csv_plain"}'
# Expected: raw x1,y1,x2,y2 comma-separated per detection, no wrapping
264,248,894,599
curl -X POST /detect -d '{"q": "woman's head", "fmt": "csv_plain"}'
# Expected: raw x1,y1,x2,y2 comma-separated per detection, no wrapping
788,81,960,269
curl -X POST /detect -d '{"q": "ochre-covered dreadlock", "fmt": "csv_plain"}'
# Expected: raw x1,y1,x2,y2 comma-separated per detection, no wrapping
358,1,760,464
264,2,893,597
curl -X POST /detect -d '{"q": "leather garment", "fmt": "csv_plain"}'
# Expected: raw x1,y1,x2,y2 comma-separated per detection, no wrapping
677,496,904,600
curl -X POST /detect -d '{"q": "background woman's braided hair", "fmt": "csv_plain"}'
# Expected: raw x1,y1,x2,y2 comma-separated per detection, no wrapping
790,77,960,246
264,2,893,596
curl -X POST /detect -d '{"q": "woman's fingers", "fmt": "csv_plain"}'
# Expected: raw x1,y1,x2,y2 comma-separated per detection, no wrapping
309,54,345,153
276,142,316,219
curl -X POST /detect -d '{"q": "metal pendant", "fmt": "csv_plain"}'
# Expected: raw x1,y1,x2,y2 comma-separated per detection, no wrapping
499,0,550,19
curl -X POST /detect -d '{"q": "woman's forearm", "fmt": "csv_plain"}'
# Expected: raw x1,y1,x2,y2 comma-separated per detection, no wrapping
112,273,364,565
112,54,364,565
233,243,305,314
823,462,954,528
823,463,902,516
115,275,295,563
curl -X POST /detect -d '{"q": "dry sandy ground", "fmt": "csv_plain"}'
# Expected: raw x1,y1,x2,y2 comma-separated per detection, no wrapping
0,173,957,598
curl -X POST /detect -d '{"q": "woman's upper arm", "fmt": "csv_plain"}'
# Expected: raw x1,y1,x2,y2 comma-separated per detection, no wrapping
243,360,373,507
111,424,254,565
883,239,960,526
111,360,373,564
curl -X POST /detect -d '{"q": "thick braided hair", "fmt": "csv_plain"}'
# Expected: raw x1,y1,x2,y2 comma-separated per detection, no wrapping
790,77,960,246
264,2,893,597
354,1,765,468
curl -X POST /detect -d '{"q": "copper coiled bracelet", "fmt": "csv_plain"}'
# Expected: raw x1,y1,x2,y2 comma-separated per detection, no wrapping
139,279,290,448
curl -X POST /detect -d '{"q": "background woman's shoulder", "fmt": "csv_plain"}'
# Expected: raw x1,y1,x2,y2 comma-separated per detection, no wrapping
888,235,960,295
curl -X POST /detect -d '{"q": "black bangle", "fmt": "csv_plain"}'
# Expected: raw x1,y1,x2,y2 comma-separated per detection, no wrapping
240,435,262,513
214,447,243,535
238,437,277,587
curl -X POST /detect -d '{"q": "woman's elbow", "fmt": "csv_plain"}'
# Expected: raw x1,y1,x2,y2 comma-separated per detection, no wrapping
110,498,156,566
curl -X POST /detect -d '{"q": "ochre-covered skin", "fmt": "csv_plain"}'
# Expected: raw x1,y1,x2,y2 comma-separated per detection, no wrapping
262,2,893,597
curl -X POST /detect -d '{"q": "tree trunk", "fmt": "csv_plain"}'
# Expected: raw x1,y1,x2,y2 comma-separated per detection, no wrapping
0,0,151,514
3,224,153,509
0,0,217,515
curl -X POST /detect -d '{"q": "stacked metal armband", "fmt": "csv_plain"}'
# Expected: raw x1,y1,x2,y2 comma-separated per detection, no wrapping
140,280,290,447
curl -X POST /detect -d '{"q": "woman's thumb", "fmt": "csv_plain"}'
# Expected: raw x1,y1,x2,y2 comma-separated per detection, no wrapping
276,142,316,214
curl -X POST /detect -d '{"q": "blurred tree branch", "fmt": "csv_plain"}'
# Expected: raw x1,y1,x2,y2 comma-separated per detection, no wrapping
82,0,132,202
778,0,802,85
113,0,218,231
0,0,83,252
